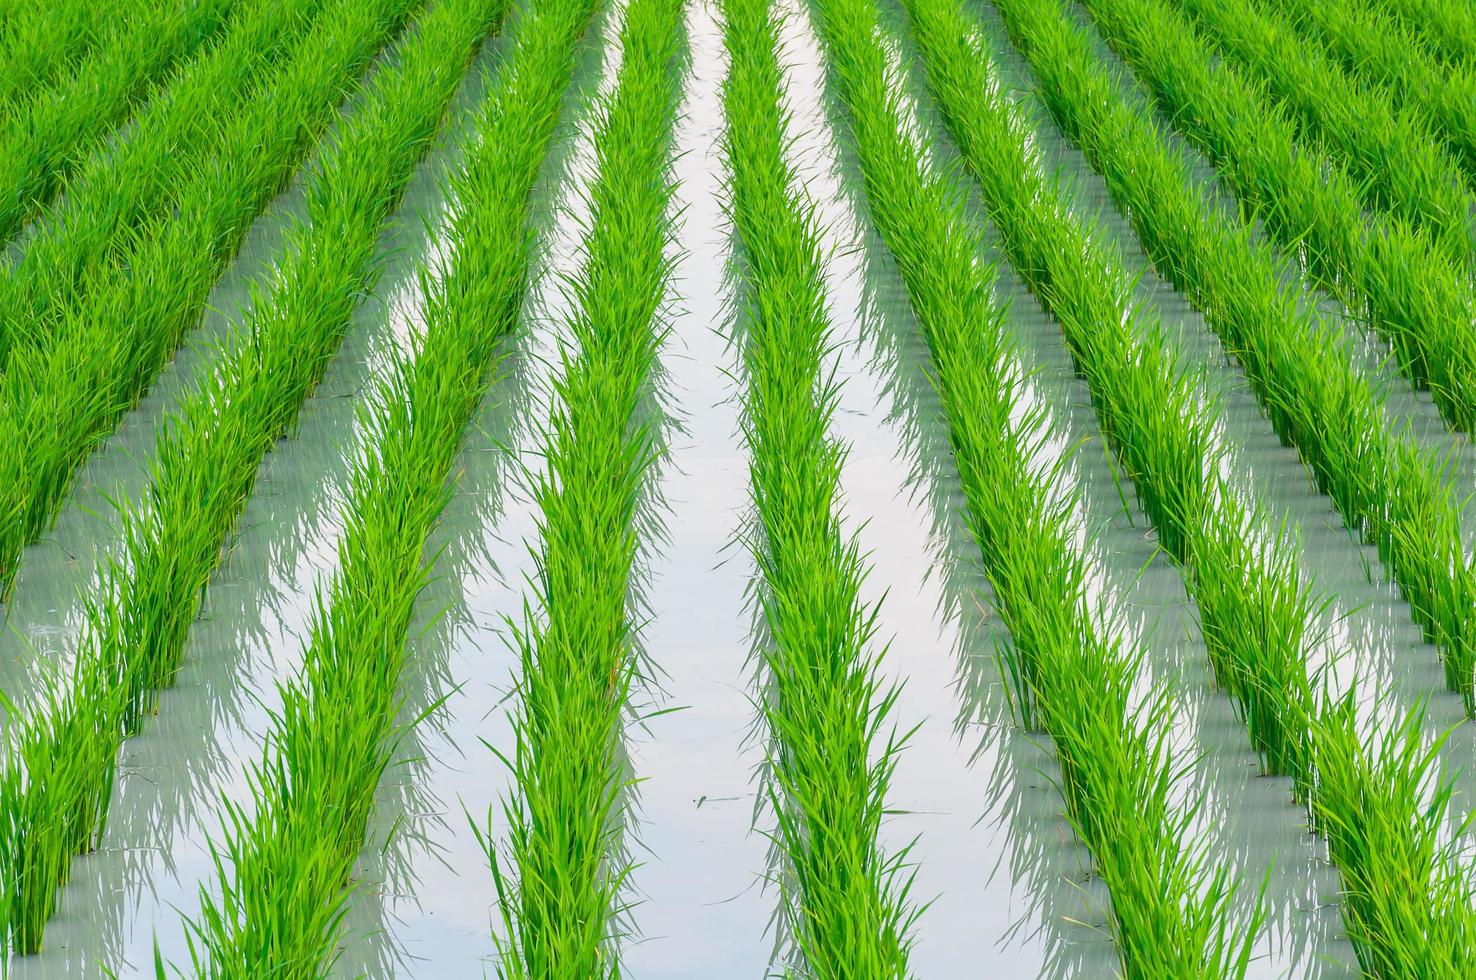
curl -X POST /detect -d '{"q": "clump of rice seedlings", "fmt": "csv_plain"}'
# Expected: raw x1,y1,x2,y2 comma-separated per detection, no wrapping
0,0,505,955
807,0,1257,972
0,0,415,596
1172,0,1475,266
1266,0,1476,182
990,0,1476,714
1078,0,1476,432
1383,0,1476,68
718,0,917,970
0,0,332,371
896,0,1314,784
176,0,601,971
489,0,687,973
0,0,239,246
1309,699,1476,976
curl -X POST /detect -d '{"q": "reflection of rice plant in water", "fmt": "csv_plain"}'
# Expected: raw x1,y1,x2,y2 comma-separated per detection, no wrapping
0,0,1472,974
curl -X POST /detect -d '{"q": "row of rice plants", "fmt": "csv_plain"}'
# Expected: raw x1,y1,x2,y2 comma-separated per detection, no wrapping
989,0,1476,712
1172,0,1475,266
177,0,602,971
0,0,411,595
489,0,686,972
717,0,915,971
1384,0,1476,67
0,0,507,957
1264,0,1476,182
896,0,1313,783
0,0,238,245
987,0,1476,966
1077,0,1476,433
808,0,1256,971
911,2,1476,968
0,0,331,371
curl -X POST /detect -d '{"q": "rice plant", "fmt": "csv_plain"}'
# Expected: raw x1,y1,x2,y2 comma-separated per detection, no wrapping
0,0,238,246
806,0,1257,971
1079,0,1476,433
719,0,917,970
0,0,505,956
1173,0,1476,266
489,0,687,973
0,0,415,596
895,0,1315,785
990,0,1476,715
1265,0,1476,182
177,0,603,971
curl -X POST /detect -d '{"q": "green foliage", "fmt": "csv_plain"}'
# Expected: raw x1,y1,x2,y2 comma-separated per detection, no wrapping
808,0,1256,971
1175,0,1475,265
489,0,686,973
0,0,331,371
1382,0,1476,69
0,0,239,246
1080,0,1476,431
719,0,916,971
177,0,603,971
897,0,1314,785
0,0,462,957
1310,700,1476,977
989,0,1476,968
0,0,123,112
992,0,1476,715
1265,0,1476,184
0,0,408,595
